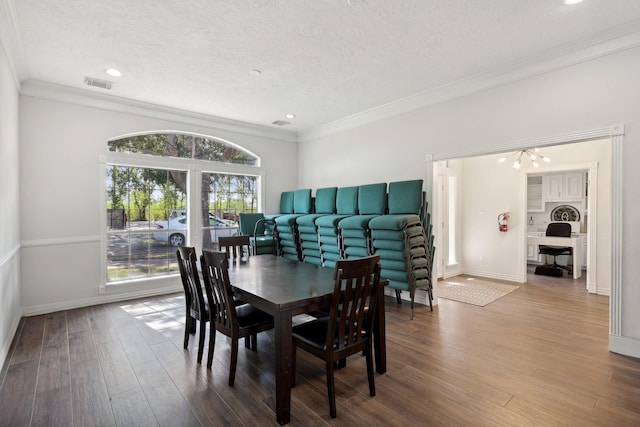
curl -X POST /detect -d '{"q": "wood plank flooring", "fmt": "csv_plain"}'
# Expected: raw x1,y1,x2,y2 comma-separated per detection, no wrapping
2,269,640,426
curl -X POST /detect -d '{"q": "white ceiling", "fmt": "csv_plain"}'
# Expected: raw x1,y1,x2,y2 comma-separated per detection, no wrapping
7,0,640,134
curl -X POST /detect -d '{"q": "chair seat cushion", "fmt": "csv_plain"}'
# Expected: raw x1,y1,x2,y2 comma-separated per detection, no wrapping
369,214,421,230
275,214,304,226
297,214,328,226
316,215,351,228
339,215,379,230
292,317,329,350
539,245,573,256
236,304,274,328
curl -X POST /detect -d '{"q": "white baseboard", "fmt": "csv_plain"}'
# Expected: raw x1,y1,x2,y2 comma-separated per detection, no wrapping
461,268,524,283
1,312,21,372
609,334,640,359
21,285,183,316
383,287,435,307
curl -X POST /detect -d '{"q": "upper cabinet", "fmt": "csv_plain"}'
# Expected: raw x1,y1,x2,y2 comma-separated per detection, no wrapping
544,172,584,201
527,175,544,212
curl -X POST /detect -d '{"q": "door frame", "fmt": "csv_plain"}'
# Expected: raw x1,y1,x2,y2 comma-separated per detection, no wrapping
426,124,624,353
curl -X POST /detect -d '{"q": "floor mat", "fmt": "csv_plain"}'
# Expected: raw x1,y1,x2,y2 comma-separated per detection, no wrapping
437,276,520,306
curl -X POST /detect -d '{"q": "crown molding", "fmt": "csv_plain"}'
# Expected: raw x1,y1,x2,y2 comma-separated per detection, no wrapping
0,0,29,87
20,79,299,143
299,24,640,142
431,125,624,161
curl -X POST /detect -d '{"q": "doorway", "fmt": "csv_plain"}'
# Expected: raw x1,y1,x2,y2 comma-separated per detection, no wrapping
431,137,611,295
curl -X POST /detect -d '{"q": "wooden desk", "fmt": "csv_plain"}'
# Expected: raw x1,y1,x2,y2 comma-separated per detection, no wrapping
226,255,387,425
528,235,584,279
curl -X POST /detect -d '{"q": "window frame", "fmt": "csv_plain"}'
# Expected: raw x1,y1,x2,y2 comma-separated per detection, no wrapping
99,132,264,293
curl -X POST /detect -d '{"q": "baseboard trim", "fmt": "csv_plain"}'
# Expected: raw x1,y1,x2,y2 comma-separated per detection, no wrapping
609,334,640,359
383,288,434,307
0,313,22,376
21,285,183,316
461,268,524,284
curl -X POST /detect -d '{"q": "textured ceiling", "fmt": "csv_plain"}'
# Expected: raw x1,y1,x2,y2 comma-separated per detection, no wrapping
10,0,640,133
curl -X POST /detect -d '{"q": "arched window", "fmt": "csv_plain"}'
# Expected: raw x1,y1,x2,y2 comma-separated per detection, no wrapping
108,133,259,165
104,132,261,284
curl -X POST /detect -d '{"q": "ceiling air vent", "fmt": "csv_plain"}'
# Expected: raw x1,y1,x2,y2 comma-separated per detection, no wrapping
84,76,113,90
272,120,291,126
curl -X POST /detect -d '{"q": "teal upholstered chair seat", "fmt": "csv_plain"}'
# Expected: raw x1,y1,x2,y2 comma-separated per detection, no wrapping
368,214,422,231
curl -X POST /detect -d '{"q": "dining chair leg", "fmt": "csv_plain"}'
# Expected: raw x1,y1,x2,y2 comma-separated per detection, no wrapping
190,315,197,334
250,333,257,351
326,360,337,418
244,336,250,349
207,327,216,369
197,320,206,364
183,315,191,349
229,339,239,386
365,344,376,396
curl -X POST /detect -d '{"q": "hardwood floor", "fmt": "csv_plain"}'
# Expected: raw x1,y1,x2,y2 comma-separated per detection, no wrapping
2,270,640,426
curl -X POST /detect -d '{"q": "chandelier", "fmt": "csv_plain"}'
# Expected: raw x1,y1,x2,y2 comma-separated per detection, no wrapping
498,148,551,169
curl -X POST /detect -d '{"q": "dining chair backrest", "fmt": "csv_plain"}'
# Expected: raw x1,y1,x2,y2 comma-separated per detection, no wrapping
219,235,251,262
176,245,206,319
328,255,381,352
200,249,238,334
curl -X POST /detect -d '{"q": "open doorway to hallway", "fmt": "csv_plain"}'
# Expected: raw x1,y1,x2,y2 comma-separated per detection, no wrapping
433,138,611,297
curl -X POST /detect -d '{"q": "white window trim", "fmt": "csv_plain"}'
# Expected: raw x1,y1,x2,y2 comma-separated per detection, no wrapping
99,148,264,293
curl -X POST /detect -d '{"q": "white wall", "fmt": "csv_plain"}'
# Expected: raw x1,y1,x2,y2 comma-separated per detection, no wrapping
457,139,611,293
298,47,640,356
0,43,21,368
19,91,298,313
457,153,525,282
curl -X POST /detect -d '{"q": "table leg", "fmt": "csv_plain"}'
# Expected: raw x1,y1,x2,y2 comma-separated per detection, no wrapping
373,287,386,374
274,309,293,425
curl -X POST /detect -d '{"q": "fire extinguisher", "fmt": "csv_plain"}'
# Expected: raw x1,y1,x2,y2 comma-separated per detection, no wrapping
498,212,509,232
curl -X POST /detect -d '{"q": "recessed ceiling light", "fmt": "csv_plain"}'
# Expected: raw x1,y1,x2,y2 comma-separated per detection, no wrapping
285,114,296,119
105,68,122,77
564,0,583,5
249,69,262,76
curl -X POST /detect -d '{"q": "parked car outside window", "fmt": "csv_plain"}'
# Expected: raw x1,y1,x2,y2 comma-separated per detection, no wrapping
153,215,238,246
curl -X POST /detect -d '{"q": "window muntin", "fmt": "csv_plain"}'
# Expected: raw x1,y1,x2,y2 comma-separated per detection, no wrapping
108,133,258,165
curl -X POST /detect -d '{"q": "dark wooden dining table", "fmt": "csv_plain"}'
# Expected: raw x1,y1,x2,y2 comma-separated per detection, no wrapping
225,255,387,425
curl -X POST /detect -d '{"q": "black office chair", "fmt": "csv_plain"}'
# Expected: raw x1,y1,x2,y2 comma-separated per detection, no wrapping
538,222,573,275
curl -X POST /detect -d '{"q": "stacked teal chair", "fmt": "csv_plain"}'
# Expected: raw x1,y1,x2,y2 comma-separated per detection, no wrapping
274,189,313,261
315,186,359,268
238,213,276,255
368,179,433,319
338,183,387,259
296,187,337,266
262,190,295,256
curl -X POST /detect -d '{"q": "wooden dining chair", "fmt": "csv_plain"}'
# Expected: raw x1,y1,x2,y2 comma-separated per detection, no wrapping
291,254,381,418
200,249,274,385
219,235,251,262
176,245,210,364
